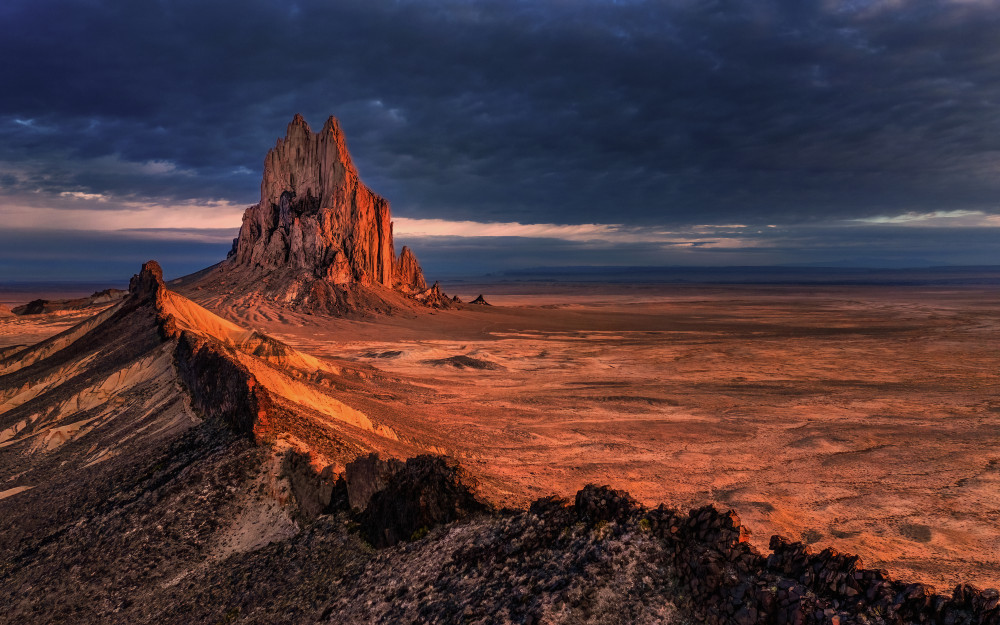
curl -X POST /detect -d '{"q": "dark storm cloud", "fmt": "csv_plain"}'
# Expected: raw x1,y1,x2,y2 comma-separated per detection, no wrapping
3,0,1000,227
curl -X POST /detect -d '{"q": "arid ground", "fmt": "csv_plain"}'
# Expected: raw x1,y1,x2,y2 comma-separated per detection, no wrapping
4,281,998,590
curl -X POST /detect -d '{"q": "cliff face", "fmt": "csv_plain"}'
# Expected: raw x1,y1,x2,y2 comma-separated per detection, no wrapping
213,114,443,315
230,114,399,288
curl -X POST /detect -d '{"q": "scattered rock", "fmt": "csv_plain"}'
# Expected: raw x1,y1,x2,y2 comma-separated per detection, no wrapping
423,354,505,370
361,350,402,359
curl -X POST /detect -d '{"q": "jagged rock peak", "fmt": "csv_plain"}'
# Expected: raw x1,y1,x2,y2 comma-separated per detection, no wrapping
229,114,418,291
394,246,427,292
213,114,450,315
470,294,491,306
128,260,165,298
261,113,358,215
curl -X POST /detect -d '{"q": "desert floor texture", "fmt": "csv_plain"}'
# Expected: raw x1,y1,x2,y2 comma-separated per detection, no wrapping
3,281,998,590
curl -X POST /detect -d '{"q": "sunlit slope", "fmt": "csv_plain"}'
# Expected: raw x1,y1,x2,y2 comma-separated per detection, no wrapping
0,262,413,502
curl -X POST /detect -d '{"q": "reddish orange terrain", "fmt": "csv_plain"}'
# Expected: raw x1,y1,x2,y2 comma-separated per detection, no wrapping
186,279,1000,590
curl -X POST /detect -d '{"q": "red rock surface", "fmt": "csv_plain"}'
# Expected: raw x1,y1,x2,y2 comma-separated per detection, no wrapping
393,245,427,292
198,114,442,315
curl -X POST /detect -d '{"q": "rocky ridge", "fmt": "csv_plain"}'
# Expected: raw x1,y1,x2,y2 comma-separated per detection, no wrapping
10,288,127,315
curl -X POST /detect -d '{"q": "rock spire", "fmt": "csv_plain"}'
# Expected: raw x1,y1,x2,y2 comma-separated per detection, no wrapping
229,114,408,289
209,114,448,314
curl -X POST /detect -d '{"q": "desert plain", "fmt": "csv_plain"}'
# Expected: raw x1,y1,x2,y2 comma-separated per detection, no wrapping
3,279,997,591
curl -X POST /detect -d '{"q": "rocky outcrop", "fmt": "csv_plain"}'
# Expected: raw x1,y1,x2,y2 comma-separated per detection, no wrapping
174,330,279,441
0,303,15,317
10,288,127,315
230,114,398,287
206,114,447,315
470,294,491,305
343,453,405,511
393,246,426,293
358,455,489,548
12,299,47,315
412,281,452,309
280,450,345,520
89,288,127,304
128,260,166,301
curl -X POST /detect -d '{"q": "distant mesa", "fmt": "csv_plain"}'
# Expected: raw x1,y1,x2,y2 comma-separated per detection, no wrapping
183,113,451,316
469,294,491,306
10,288,127,316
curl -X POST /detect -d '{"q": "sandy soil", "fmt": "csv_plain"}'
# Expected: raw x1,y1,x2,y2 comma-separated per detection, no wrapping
0,306,116,351
4,282,999,590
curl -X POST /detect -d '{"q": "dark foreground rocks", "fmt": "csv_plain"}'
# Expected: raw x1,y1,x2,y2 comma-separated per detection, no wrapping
358,455,489,548
6,432,1000,625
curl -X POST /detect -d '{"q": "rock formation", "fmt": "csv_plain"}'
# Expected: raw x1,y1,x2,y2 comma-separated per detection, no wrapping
191,114,448,315
0,303,14,317
470,294,491,306
9,289,127,315
393,245,426,292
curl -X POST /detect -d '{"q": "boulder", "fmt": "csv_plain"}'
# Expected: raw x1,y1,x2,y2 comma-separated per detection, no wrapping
358,455,489,548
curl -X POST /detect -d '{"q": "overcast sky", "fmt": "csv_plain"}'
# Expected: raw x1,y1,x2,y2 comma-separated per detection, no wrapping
2,0,999,281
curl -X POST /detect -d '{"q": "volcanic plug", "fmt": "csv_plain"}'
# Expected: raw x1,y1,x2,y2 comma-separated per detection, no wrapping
195,114,446,314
